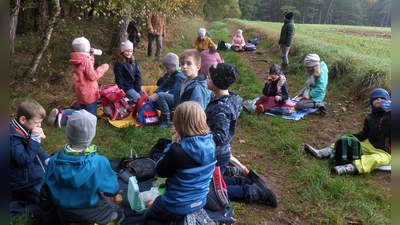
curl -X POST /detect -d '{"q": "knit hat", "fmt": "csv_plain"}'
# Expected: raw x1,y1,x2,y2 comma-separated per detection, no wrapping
370,88,390,105
66,109,97,149
304,54,320,67
269,64,281,75
209,63,240,90
198,28,206,37
236,29,243,35
284,10,294,20
120,40,133,52
162,53,179,69
72,37,91,53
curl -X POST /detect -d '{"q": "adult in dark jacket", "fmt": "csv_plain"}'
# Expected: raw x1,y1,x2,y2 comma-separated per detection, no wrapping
304,88,391,175
127,17,141,48
278,10,295,74
114,40,142,102
10,99,50,204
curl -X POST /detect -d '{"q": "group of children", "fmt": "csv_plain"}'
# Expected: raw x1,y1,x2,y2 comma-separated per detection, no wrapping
10,31,391,224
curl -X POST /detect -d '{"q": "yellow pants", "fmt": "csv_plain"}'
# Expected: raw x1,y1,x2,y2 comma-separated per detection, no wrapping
332,140,391,174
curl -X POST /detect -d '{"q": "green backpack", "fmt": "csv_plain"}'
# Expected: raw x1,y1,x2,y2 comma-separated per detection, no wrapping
332,134,363,166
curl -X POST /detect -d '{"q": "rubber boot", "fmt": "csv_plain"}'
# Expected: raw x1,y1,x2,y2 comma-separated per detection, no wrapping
158,114,172,128
282,63,289,74
315,102,328,116
304,144,333,159
331,163,358,175
248,178,277,207
244,169,261,184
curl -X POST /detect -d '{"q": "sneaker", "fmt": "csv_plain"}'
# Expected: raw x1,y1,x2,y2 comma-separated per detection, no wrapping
229,156,249,176
158,120,173,128
242,104,252,114
331,163,358,175
47,108,59,125
256,104,264,115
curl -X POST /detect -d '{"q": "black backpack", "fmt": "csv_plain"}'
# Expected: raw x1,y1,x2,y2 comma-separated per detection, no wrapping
248,38,260,46
332,134,363,166
217,41,228,51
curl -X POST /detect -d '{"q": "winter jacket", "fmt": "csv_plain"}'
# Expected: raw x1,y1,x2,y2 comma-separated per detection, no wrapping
155,134,216,215
173,73,211,110
114,58,142,93
146,10,167,37
155,70,185,95
231,35,245,47
353,110,391,152
41,145,119,208
205,92,243,158
69,52,109,104
200,49,223,75
262,75,289,101
10,120,49,191
193,36,216,52
278,20,295,47
300,61,328,103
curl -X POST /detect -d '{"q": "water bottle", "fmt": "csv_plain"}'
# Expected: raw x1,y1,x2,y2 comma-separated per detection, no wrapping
381,100,391,111
119,169,133,184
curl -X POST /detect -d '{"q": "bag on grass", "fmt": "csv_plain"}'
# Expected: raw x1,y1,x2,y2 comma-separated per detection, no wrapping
243,43,256,51
217,40,228,51
332,134,363,166
100,84,132,120
132,91,159,125
204,166,230,212
118,149,156,182
248,38,260,46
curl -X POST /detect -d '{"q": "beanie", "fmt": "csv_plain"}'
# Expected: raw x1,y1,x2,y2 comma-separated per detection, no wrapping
269,64,282,75
198,28,206,37
66,109,97,149
162,53,179,69
284,10,294,20
120,40,133,52
236,29,243,35
370,88,390,105
304,54,320,67
72,37,91,53
209,63,240,90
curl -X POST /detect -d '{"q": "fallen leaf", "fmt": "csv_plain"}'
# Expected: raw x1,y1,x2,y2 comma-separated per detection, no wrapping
238,140,246,144
342,107,347,112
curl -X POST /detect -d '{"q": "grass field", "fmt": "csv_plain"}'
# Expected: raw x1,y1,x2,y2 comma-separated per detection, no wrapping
10,17,391,224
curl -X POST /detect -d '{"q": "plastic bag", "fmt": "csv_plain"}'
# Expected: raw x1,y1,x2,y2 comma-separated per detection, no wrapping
139,180,161,209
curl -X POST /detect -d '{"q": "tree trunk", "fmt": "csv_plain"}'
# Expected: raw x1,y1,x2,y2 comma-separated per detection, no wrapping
10,0,21,54
385,10,390,27
22,0,61,79
110,3,132,53
318,5,322,24
324,0,335,24
34,0,48,31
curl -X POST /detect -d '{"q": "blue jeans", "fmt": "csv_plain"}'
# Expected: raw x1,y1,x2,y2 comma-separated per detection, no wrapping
125,89,141,102
156,92,174,117
143,196,184,225
224,177,249,201
148,34,163,60
78,102,97,116
280,44,289,65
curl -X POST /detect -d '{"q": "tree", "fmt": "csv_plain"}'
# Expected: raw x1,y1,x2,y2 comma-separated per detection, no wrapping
10,0,21,54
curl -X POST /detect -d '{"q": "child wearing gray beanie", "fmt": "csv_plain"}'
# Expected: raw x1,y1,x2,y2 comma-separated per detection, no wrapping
40,109,125,224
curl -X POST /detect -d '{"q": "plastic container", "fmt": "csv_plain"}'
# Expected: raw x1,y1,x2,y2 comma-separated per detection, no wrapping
127,176,146,213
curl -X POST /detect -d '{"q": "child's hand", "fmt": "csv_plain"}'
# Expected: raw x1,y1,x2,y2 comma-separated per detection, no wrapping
31,127,43,135
275,95,281,102
172,132,180,143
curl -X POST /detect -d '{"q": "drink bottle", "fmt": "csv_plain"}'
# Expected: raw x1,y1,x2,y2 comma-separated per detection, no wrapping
381,100,391,111
119,169,133,183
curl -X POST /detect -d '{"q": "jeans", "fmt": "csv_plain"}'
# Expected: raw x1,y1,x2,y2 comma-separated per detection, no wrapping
224,177,249,201
156,92,174,117
148,34,163,60
125,89,141,102
143,196,184,225
280,44,289,65
78,102,98,116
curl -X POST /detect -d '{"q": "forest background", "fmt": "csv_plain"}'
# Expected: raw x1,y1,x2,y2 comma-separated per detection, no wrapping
9,0,396,224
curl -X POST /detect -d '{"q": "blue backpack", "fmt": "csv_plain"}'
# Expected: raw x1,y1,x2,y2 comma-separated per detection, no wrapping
243,43,256,51
132,92,160,126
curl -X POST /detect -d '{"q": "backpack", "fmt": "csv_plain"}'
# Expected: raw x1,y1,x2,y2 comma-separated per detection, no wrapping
243,43,256,51
217,41,228,51
132,91,160,126
99,84,132,120
332,134,363,166
204,166,230,212
248,38,260,46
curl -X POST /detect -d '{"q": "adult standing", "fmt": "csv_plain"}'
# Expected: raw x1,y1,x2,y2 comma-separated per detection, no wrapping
278,10,295,74
146,8,167,62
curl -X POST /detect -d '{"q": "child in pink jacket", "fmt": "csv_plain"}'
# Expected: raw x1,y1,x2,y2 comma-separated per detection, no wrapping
231,29,246,52
69,37,109,116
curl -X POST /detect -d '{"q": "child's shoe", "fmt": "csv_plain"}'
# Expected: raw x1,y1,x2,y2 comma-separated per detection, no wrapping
331,163,358,175
47,108,59,125
57,110,63,128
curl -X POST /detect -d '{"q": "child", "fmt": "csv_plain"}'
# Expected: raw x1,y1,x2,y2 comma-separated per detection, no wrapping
148,53,186,128
305,88,391,175
143,101,216,224
250,64,289,115
200,45,224,75
40,110,124,224
10,99,50,204
204,63,277,207
193,28,216,52
70,37,109,116
47,108,76,128
231,29,246,52
174,49,211,110
114,40,143,103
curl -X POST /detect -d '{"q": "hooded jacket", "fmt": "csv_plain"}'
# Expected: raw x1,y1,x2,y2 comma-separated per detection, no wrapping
173,73,211,110
113,58,142,93
278,20,295,47
41,146,119,208
69,53,109,104
205,92,243,158
193,36,216,52
155,70,185,95
155,134,216,215
300,61,328,103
